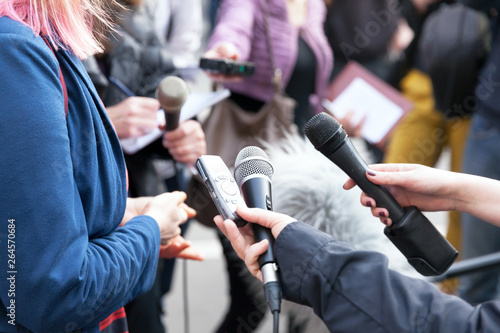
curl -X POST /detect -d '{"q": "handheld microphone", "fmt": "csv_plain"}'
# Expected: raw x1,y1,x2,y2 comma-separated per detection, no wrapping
234,146,282,317
155,76,189,131
305,112,458,276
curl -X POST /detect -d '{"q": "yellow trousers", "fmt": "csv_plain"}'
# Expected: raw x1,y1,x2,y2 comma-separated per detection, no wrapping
383,69,471,289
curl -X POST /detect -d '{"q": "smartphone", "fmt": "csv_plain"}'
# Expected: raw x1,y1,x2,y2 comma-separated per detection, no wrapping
199,57,255,76
195,155,248,227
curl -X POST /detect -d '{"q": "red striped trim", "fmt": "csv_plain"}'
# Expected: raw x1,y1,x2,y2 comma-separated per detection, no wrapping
59,65,69,117
99,307,127,331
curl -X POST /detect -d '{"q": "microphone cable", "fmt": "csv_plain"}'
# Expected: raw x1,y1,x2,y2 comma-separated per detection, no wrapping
182,257,190,333
273,310,280,333
173,160,191,333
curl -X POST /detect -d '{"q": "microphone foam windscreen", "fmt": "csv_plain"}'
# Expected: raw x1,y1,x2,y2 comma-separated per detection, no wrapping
155,76,189,112
305,112,347,151
234,146,274,186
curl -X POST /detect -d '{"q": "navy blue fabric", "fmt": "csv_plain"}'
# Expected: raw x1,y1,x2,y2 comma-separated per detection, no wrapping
473,16,500,121
0,17,160,332
275,222,500,333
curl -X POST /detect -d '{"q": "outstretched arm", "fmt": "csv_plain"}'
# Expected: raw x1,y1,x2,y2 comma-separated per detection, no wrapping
343,163,500,226
214,207,498,333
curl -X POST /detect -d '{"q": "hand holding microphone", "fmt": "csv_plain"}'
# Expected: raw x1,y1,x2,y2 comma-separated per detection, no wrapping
305,112,458,276
155,75,188,132
156,76,206,165
343,163,461,222
233,146,282,321
214,207,296,278
234,147,277,270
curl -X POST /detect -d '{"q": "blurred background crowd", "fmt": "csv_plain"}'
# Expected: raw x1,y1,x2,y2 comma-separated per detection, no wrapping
85,0,500,332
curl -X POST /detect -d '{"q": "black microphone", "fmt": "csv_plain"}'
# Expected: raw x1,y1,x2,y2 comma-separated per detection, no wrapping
234,146,282,317
155,76,189,131
305,112,458,276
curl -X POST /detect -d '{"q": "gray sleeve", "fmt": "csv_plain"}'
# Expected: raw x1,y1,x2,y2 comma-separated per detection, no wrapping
275,222,500,333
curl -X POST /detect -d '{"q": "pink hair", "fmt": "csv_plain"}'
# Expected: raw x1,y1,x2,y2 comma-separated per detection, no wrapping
0,0,112,59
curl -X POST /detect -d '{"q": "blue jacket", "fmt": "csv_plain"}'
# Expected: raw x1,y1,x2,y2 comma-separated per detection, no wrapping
0,17,160,332
276,222,500,332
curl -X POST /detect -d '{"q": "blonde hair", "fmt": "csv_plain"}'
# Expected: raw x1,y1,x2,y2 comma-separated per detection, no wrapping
0,0,116,59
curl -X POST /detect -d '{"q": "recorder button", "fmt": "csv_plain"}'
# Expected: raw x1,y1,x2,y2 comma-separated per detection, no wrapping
221,180,238,196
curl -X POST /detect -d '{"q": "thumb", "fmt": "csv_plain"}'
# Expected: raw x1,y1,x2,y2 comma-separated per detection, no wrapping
166,191,188,204
236,206,295,239
180,203,197,219
215,42,239,60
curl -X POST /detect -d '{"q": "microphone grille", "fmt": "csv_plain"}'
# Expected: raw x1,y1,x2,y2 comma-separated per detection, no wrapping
305,112,347,150
234,146,273,186
155,76,189,112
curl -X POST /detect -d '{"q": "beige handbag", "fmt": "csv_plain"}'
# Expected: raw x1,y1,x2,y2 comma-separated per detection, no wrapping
202,76,297,168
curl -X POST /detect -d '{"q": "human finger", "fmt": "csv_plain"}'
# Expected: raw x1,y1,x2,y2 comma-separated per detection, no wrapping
163,120,191,141
203,42,239,60
222,219,254,261
353,115,366,137
160,226,182,245
159,236,191,258
360,187,393,226
159,236,205,260
343,177,357,190
175,247,205,261
244,240,269,282
206,72,243,83
341,111,356,136
236,206,296,239
180,202,197,219
167,146,205,165
168,191,188,204
214,215,229,238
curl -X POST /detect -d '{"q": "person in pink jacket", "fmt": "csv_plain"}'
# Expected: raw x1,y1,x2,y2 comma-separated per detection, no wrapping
205,0,333,134
204,0,333,331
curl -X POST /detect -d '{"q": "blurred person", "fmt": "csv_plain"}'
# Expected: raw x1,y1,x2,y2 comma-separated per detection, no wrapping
202,0,333,330
458,0,500,305
154,0,203,69
381,0,473,293
324,0,413,87
323,0,415,163
83,0,206,200
214,163,500,332
83,0,206,332
0,0,202,332
204,0,333,135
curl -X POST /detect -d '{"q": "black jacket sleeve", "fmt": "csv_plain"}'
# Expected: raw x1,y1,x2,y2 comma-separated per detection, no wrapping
275,222,500,333
461,0,500,13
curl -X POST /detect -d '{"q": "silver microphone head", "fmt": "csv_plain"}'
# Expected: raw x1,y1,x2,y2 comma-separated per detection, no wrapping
234,146,274,187
155,76,189,112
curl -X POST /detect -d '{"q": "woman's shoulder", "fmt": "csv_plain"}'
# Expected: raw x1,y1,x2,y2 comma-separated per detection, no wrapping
0,16,38,38
0,17,57,69
0,16,53,59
